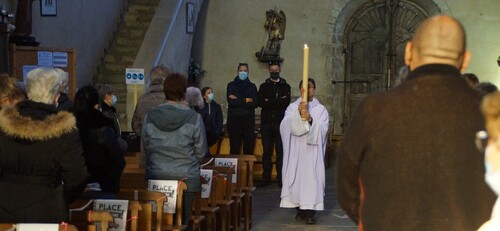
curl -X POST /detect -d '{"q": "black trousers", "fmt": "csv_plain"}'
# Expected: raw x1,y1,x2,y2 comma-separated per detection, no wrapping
182,191,196,227
227,115,255,154
261,123,283,183
296,207,316,218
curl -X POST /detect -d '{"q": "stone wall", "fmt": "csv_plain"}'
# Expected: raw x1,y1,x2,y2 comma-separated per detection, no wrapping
197,0,500,134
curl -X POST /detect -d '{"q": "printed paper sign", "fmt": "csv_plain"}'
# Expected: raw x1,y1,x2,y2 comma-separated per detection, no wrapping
53,52,68,67
215,158,238,184
125,68,145,85
148,180,178,213
37,51,53,67
16,224,58,231
200,169,213,198
93,199,128,231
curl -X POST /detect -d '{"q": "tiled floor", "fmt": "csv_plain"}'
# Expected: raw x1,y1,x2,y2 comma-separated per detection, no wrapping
251,161,358,230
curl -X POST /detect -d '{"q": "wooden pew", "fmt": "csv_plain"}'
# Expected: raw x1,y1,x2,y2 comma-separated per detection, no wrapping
211,155,256,231
200,170,220,231
117,190,166,231
0,223,78,231
202,166,234,231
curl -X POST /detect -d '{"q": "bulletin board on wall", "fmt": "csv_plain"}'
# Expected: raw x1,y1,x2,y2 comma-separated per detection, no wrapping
9,44,77,99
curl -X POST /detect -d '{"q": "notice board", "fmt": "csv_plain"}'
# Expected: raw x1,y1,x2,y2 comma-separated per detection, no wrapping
9,44,77,99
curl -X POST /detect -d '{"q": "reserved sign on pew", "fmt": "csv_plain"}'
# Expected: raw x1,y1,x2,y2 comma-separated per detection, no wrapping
200,169,213,198
215,158,238,184
148,180,178,213
93,199,128,231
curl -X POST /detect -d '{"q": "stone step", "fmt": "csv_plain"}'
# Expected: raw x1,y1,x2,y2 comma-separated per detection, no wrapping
97,73,128,84
123,12,155,23
123,20,151,29
129,0,160,5
104,55,135,65
108,46,140,57
116,37,143,47
117,27,147,39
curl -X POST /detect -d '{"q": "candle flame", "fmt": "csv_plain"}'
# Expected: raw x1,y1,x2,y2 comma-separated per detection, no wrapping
304,44,308,48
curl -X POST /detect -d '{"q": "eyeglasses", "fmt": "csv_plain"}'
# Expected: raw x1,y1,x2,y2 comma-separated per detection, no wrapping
475,130,488,152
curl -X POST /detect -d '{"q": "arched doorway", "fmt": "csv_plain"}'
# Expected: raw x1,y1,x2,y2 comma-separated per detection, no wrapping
340,0,433,131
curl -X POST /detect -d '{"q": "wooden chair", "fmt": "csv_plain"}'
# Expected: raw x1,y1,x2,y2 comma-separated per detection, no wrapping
200,170,220,231
0,223,78,231
117,190,167,231
70,209,113,231
211,154,256,231
162,181,188,231
69,199,141,231
189,177,206,231
202,166,234,231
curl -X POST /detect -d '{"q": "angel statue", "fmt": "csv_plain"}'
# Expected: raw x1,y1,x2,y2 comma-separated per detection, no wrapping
256,9,286,63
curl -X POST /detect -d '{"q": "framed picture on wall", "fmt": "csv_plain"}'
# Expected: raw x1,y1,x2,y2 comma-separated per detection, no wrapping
186,2,195,34
41,0,57,17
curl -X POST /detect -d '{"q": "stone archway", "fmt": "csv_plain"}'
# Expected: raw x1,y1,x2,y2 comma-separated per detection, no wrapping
328,0,450,135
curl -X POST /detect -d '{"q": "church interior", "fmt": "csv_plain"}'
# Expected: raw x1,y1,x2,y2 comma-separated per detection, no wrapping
0,0,499,230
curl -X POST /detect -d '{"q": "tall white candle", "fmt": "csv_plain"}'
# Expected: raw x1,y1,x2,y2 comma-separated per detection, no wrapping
302,44,309,102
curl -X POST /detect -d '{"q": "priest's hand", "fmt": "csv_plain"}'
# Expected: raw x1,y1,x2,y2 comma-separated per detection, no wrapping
299,101,311,121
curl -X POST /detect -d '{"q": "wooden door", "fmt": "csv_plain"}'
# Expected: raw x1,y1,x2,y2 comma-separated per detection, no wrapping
341,0,427,131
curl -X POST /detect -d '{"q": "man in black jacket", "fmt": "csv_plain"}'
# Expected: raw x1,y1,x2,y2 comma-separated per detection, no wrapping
258,61,291,186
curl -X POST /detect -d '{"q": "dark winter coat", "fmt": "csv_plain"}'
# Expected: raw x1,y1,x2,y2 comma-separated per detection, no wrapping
56,93,74,112
0,100,88,223
199,100,223,147
336,64,496,231
75,109,125,193
226,76,258,118
131,84,165,134
100,103,121,135
258,77,291,125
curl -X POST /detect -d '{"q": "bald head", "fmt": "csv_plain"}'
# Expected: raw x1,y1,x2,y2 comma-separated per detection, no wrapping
405,15,470,72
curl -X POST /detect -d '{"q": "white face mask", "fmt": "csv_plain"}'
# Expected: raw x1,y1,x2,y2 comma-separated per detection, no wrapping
207,93,214,101
485,144,500,195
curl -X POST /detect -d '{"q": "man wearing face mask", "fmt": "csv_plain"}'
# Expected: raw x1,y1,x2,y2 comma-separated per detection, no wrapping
258,61,291,187
226,63,258,154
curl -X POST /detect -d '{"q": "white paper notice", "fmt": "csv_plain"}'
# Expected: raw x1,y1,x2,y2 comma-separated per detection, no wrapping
125,68,145,85
200,169,213,198
93,199,128,231
215,158,238,184
16,224,58,231
37,51,53,67
53,52,68,67
148,180,178,213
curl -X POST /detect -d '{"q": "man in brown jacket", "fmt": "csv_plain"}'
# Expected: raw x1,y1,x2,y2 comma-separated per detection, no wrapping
336,15,496,231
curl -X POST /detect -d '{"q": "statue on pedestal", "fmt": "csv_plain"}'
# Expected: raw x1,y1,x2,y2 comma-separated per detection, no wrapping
10,0,39,46
255,9,286,63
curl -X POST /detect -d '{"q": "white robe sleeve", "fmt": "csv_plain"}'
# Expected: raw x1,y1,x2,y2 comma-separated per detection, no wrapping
290,110,310,136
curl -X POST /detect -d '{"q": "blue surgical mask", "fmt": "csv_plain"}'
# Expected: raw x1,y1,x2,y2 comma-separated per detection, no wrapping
238,71,248,81
208,93,215,101
112,95,118,106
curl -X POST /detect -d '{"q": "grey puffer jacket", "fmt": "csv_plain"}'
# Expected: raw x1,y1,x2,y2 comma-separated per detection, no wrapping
143,102,207,192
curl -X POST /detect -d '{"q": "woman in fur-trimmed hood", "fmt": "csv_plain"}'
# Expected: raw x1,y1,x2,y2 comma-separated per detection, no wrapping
0,68,88,223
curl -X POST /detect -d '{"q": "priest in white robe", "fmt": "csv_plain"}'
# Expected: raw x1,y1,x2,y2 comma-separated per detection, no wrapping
279,78,329,224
